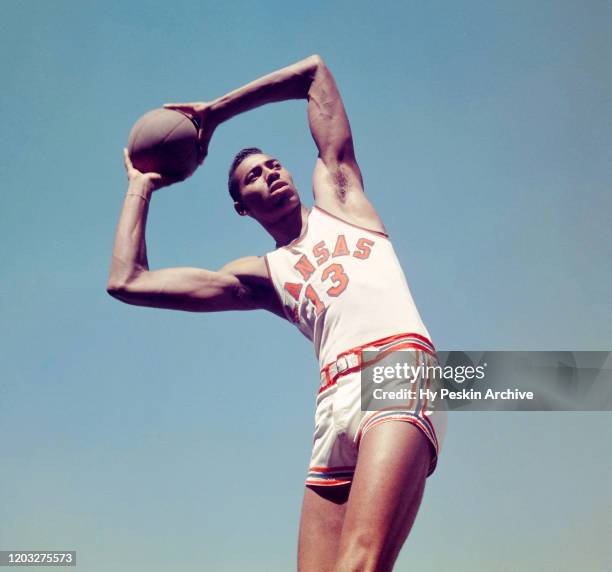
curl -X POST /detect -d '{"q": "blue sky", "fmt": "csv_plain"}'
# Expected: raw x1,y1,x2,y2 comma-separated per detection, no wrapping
1,1,611,570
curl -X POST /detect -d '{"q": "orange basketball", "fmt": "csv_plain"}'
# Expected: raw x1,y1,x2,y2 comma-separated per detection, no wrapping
127,108,199,178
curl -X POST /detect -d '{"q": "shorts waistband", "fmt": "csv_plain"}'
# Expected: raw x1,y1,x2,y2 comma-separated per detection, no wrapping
319,333,435,393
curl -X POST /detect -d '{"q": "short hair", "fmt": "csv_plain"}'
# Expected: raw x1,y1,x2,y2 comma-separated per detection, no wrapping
228,147,263,203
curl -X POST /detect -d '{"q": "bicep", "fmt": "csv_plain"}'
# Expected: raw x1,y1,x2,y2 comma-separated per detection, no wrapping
108,266,257,313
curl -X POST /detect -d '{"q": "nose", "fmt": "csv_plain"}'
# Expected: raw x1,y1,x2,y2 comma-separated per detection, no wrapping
265,167,279,186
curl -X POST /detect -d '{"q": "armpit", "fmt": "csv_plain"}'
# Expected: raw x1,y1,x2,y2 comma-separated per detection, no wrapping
333,164,350,202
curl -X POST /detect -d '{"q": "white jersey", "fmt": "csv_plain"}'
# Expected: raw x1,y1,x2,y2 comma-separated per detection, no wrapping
265,206,431,367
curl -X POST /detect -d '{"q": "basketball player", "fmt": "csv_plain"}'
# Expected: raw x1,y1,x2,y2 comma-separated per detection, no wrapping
108,55,445,571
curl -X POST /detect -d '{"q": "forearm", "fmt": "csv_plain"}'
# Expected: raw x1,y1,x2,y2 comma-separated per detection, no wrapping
107,181,153,290
209,55,322,126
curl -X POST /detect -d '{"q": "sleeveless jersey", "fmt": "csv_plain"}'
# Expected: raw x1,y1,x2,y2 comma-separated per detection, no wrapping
264,207,431,367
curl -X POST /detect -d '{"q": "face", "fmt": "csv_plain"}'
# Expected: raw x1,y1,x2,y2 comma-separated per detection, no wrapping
233,153,300,223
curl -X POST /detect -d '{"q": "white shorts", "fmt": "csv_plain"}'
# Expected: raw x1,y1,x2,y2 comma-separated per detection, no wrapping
306,336,447,487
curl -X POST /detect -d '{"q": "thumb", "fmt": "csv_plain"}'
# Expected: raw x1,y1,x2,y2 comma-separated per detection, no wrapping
157,172,188,189
164,103,195,114
123,148,132,171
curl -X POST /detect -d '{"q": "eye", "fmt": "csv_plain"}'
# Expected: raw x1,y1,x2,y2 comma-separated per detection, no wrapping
246,167,261,184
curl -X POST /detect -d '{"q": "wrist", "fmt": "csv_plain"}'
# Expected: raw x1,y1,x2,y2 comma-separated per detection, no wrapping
208,96,230,127
127,180,154,199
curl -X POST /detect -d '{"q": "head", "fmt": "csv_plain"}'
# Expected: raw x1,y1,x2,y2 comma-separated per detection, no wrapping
227,147,300,224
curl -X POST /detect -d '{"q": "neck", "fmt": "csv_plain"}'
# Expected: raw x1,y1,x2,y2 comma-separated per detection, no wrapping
262,204,310,247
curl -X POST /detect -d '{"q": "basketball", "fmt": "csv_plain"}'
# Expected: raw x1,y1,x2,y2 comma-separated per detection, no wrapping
127,108,199,178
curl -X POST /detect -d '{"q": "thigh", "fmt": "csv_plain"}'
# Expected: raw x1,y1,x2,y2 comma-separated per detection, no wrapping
335,422,433,571
298,484,350,572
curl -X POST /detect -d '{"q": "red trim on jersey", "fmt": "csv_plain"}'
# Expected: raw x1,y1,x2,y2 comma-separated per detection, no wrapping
314,206,389,239
305,478,352,486
362,415,431,440
308,465,355,472
357,413,439,476
356,407,439,448
319,332,436,393
264,254,294,323
306,465,355,486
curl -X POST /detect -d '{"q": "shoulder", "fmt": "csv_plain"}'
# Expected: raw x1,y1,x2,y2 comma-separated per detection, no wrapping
220,255,268,279
313,196,388,237
219,256,270,300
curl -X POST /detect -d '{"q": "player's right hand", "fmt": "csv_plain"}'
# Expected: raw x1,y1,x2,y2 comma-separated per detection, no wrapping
163,101,216,165
123,148,185,192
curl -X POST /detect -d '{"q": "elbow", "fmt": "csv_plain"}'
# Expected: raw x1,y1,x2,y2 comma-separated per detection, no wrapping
304,54,327,94
309,54,324,70
106,278,130,300
106,281,124,299
106,267,146,300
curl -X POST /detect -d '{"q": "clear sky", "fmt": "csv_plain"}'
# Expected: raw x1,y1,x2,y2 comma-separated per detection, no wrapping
1,1,611,570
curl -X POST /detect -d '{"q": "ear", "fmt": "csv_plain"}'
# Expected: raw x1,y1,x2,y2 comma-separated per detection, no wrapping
233,201,248,216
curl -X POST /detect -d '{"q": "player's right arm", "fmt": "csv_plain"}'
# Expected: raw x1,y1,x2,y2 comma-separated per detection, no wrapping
106,150,278,314
107,257,270,313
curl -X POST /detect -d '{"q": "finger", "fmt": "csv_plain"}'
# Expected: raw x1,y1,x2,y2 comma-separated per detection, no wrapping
157,173,186,189
163,103,195,112
147,172,165,191
149,171,180,183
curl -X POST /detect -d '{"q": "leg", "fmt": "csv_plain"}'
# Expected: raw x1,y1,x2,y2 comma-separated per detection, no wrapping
334,422,433,572
298,484,350,572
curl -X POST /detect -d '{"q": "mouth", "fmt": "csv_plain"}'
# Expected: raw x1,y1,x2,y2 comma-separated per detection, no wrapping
269,182,293,206
270,180,288,193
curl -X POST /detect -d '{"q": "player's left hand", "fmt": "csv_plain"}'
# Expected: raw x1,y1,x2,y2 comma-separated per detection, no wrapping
163,101,216,165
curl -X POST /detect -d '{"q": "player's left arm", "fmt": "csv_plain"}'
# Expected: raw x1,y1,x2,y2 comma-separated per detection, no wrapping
306,57,385,233
164,55,384,232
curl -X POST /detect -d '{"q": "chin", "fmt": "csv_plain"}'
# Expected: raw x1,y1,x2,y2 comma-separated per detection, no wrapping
281,193,301,213
264,196,296,223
